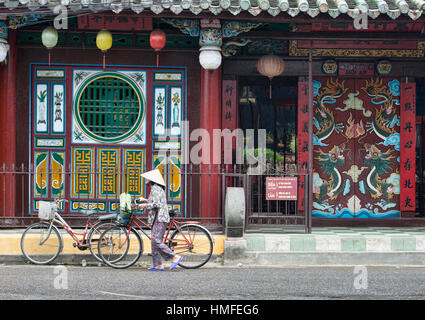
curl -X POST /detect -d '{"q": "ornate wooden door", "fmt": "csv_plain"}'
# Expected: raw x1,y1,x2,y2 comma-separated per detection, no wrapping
30,65,186,216
312,77,401,218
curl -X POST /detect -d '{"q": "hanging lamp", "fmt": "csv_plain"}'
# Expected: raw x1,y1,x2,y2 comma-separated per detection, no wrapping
150,29,166,67
41,26,58,66
96,29,113,69
257,54,285,99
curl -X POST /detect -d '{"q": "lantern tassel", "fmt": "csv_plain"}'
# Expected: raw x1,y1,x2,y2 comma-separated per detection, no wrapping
156,52,159,67
48,50,51,66
103,52,106,69
269,77,272,100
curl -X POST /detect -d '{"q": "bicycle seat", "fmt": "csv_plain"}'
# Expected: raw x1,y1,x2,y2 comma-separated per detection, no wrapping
169,210,177,218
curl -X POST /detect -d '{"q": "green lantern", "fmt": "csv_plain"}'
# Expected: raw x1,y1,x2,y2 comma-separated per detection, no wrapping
41,26,58,65
41,26,58,49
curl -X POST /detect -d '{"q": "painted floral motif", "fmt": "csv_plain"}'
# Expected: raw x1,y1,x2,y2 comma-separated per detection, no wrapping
37,89,47,126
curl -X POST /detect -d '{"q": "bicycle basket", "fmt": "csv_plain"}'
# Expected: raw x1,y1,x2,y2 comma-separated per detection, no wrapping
38,201,57,220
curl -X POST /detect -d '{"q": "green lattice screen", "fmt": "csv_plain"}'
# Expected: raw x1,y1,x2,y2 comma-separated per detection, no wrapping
78,76,140,139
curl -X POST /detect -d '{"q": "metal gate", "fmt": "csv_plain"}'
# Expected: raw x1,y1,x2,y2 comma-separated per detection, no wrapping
223,166,311,233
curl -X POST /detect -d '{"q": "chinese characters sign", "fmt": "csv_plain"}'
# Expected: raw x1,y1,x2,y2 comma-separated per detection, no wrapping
400,82,416,211
266,177,298,201
297,81,309,210
222,80,238,163
78,15,152,31
338,63,374,76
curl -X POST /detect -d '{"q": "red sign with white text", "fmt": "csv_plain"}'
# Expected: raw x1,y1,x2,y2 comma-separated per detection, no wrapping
266,177,298,201
400,83,416,211
297,81,309,210
338,63,374,76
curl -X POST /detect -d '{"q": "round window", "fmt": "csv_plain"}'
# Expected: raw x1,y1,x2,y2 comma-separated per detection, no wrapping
74,72,144,143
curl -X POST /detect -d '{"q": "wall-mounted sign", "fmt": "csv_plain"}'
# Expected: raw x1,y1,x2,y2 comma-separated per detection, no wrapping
266,177,297,201
338,63,374,76
222,80,238,163
400,83,416,212
322,59,338,75
376,60,392,75
78,15,152,31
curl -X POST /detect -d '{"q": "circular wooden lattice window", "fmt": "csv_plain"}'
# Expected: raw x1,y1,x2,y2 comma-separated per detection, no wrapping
74,72,145,143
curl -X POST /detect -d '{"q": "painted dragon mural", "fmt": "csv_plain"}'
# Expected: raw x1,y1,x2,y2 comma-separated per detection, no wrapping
312,77,400,218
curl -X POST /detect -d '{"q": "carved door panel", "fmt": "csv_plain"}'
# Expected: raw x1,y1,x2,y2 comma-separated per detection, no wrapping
312,77,355,218
312,77,401,218
353,78,400,218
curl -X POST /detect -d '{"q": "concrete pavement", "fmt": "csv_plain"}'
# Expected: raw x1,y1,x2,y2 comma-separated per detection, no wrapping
1,227,425,266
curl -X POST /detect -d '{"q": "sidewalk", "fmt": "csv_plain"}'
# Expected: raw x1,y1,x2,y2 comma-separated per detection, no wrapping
1,227,425,266
237,227,425,266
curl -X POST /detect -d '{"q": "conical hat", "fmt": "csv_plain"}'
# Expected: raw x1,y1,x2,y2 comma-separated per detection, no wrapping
142,169,165,186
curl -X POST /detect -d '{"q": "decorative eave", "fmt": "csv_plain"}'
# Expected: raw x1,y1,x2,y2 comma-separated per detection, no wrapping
0,0,423,20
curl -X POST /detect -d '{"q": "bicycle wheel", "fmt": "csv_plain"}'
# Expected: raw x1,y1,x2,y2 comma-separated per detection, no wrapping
87,221,117,263
21,222,63,265
98,225,143,269
168,224,213,269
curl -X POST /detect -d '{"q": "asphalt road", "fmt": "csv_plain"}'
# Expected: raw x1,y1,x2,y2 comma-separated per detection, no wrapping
0,265,425,301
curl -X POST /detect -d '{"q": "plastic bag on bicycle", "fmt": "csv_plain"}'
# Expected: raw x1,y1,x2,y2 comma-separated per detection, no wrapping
119,193,132,220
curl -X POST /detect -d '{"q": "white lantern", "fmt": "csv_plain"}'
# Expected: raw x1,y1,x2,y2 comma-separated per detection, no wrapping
199,46,222,70
257,54,285,99
257,54,285,79
0,38,9,63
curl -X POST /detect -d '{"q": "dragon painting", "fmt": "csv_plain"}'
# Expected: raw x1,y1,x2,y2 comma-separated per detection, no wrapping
313,78,347,146
362,78,400,149
362,143,397,200
313,143,347,202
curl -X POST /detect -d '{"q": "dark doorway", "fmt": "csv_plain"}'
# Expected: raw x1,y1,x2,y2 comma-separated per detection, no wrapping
238,76,298,170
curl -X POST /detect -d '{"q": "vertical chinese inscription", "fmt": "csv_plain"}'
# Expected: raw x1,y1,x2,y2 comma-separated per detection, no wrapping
222,80,238,164
400,82,416,211
297,80,309,211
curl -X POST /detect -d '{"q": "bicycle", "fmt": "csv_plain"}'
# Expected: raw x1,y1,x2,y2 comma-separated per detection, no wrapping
20,199,119,265
98,200,214,269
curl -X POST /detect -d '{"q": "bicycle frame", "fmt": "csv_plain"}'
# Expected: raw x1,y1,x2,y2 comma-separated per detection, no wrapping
40,205,106,250
119,213,200,250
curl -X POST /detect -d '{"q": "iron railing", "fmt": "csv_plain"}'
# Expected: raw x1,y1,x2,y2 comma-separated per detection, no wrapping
0,163,311,233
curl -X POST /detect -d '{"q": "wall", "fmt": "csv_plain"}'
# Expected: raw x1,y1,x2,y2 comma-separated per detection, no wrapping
16,45,201,167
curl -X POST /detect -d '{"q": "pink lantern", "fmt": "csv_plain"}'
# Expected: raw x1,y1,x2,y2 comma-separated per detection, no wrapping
257,54,285,99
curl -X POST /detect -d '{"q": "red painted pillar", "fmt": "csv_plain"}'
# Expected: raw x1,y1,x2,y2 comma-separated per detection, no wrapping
200,66,222,222
0,30,17,218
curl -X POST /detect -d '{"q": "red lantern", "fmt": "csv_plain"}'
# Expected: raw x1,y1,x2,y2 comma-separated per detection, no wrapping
150,29,166,67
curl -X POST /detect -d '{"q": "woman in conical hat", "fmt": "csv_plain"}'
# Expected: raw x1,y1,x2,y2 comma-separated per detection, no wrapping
138,169,182,271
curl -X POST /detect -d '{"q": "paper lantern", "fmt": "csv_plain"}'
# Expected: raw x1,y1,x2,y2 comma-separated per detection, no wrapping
150,29,166,67
96,29,113,68
96,29,113,52
150,29,166,51
0,39,9,63
257,54,285,99
41,26,58,66
41,26,58,49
